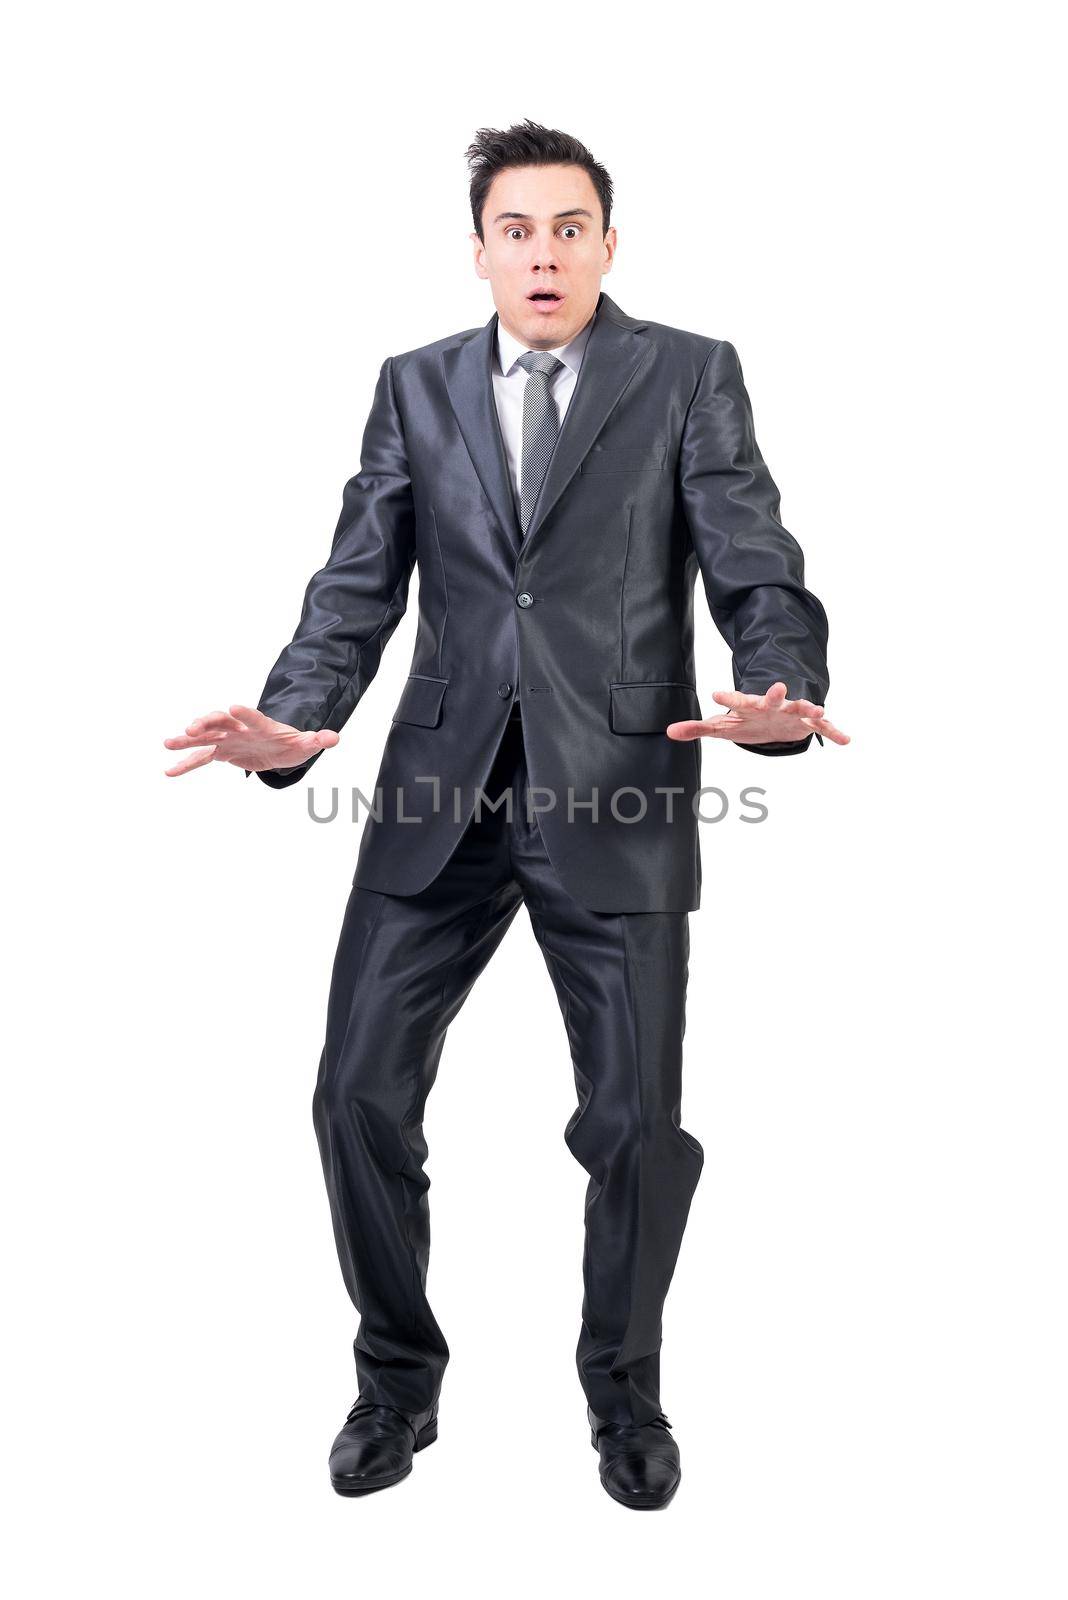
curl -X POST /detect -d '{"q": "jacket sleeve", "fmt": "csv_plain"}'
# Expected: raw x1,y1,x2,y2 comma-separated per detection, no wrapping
250,355,417,789
679,339,829,756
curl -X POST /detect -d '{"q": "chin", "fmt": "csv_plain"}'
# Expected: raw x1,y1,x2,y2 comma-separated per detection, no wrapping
520,308,571,342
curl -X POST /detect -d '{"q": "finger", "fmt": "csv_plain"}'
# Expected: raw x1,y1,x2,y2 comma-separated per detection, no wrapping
187,711,246,737
711,689,761,712
784,698,825,719
666,716,737,740
763,681,789,708
710,719,764,740
164,746,217,777
711,724,765,742
667,716,743,740
278,732,334,760
802,715,851,745
185,708,230,729
164,735,226,752
228,704,271,729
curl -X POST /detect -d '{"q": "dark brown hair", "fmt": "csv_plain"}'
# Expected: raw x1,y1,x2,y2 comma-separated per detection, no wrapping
465,119,614,241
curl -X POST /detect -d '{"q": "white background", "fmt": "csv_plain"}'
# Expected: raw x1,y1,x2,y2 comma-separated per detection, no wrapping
3,2,1064,1594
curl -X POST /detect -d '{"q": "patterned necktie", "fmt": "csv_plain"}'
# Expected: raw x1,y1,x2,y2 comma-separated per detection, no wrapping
516,350,565,536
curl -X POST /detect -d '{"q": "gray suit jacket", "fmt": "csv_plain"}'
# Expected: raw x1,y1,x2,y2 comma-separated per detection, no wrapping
254,291,830,912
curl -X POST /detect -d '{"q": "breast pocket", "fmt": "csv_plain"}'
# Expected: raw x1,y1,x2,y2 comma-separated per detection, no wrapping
580,445,668,475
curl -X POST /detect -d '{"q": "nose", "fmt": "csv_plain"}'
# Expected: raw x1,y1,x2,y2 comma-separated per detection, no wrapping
531,237,560,272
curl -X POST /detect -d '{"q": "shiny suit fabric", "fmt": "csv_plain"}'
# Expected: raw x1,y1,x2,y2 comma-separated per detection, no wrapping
312,713,704,1425
253,291,830,915
255,292,831,1425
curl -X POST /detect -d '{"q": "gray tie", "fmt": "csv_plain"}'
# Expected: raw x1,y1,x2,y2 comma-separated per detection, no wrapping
517,350,565,536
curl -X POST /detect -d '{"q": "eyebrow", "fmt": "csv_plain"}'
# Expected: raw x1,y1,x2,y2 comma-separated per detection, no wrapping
492,208,594,225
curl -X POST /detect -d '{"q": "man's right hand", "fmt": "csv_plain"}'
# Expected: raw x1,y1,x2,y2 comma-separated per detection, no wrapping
163,705,338,777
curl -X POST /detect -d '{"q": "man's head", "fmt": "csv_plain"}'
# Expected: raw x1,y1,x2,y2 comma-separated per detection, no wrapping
466,120,617,350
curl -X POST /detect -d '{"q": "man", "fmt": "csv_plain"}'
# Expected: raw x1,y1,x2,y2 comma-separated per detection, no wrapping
164,120,849,1510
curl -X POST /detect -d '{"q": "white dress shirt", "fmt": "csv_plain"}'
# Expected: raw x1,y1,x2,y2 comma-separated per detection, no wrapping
492,312,596,499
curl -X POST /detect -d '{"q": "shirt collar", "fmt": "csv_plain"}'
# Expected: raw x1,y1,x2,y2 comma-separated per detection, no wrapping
495,308,596,380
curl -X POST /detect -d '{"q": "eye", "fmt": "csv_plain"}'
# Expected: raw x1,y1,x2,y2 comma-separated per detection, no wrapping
560,225,581,239
506,227,526,241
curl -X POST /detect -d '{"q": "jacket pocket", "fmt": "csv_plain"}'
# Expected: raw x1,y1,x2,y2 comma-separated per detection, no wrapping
580,445,667,475
392,674,448,728
609,680,701,733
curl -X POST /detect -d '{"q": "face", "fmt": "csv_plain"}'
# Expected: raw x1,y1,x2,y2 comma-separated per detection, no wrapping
471,163,616,349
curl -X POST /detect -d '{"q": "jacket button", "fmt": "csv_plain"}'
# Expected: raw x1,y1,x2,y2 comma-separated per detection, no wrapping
497,682,512,698
516,591,534,608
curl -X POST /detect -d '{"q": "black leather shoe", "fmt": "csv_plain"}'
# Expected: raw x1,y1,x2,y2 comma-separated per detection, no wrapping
589,1405,681,1509
328,1398,438,1496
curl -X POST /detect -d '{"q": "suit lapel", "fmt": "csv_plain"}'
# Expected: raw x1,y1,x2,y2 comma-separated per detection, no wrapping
442,316,523,557
442,291,652,562
521,293,652,550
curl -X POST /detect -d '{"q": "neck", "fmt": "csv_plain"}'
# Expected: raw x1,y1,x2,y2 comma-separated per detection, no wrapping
497,302,597,352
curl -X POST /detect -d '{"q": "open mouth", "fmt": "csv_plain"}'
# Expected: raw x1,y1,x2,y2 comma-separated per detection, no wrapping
527,289,564,311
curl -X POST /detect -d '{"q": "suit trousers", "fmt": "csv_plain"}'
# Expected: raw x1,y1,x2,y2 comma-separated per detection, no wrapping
312,710,705,1425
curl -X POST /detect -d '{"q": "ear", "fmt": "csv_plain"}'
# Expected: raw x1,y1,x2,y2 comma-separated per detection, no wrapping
470,232,489,280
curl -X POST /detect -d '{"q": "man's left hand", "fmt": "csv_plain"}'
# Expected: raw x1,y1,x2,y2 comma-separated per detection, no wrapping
666,681,850,745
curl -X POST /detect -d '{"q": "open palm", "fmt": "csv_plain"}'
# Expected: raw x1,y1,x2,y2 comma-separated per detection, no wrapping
163,705,338,777
666,681,850,745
